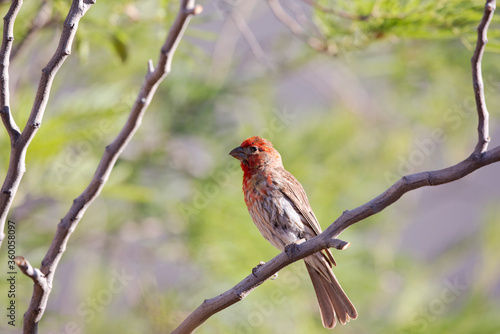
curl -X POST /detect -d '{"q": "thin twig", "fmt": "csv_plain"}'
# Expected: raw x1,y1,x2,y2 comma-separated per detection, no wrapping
472,0,495,154
11,0,53,60
207,0,260,85
268,0,309,36
19,1,202,333
266,0,331,53
229,10,271,67
171,1,499,332
287,0,326,40
14,256,47,289
0,0,22,142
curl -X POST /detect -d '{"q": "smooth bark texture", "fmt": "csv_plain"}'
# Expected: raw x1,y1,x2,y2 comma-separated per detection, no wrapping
0,0,23,246
0,0,95,248
0,1,201,333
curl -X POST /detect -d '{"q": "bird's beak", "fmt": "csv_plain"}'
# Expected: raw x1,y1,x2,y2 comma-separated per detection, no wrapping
229,146,247,160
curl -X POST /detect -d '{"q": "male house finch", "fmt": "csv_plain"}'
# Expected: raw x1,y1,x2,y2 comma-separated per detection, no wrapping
230,136,357,329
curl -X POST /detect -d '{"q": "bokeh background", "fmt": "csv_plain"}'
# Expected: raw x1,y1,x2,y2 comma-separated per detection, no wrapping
1,0,500,333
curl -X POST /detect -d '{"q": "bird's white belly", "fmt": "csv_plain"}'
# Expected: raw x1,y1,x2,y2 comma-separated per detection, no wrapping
248,194,306,251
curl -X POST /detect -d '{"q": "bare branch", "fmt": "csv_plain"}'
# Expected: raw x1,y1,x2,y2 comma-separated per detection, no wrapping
172,1,499,332
11,0,53,60
172,238,350,334
266,0,332,54
19,0,95,147
324,146,500,238
287,0,326,40
172,145,500,333
0,0,94,250
230,10,271,67
14,256,47,289
20,1,202,332
472,0,496,154
207,0,261,85
0,0,22,142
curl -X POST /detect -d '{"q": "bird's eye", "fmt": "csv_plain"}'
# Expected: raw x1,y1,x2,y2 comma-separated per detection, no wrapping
250,146,258,152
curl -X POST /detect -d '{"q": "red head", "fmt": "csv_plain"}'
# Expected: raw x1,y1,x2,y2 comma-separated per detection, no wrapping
229,136,282,173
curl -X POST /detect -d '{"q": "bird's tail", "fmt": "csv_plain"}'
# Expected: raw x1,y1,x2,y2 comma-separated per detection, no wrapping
304,254,357,328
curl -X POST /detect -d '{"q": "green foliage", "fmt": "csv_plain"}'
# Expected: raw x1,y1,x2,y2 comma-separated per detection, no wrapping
314,0,500,54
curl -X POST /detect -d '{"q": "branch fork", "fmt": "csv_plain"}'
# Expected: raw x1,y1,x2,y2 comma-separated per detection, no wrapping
1,0,498,333
0,0,202,332
15,256,47,289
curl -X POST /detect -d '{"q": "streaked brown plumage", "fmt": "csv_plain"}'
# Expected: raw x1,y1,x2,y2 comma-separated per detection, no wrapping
230,136,357,328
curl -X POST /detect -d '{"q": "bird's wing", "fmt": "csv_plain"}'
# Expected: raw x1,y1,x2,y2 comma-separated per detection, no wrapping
274,167,336,266
275,167,322,235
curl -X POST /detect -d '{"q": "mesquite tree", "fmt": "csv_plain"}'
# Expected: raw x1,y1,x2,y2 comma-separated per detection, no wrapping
0,0,499,333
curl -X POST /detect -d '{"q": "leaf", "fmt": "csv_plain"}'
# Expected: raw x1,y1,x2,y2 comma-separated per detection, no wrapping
110,30,129,62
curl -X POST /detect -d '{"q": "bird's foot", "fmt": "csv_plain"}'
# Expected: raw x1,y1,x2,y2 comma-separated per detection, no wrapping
284,238,306,261
252,261,266,277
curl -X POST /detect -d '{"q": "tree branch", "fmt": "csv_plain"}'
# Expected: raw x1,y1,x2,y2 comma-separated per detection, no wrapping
266,0,332,54
0,0,95,250
229,9,270,67
172,144,500,333
324,146,500,239
11,0,53,60
171,1,499,332
172,239,350,334
14,256,47,289
18,1,203,333
19,0,95,147
0,0,22,142
472,0,495,154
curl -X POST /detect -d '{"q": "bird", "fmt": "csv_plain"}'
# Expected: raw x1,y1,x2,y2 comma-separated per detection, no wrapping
229,136,357,329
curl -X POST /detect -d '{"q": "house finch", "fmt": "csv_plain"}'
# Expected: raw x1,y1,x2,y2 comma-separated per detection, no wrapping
229,136,357,329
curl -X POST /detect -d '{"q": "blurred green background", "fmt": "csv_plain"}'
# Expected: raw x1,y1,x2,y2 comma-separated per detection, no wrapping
1,0,500,333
